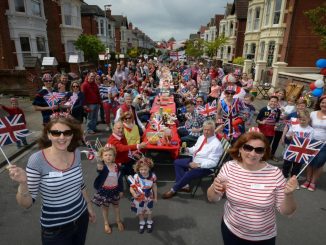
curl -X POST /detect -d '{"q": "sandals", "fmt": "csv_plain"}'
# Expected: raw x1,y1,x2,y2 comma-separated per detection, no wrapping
117,221,125,232
104,223,112,234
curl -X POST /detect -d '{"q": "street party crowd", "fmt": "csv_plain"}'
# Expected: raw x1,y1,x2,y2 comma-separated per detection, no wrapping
7,58,326,245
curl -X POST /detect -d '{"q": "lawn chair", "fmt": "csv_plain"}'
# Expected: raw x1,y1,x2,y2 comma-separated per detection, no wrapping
191,138,231,197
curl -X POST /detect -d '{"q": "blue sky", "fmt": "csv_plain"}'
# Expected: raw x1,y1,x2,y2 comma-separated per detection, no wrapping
84,0,229,41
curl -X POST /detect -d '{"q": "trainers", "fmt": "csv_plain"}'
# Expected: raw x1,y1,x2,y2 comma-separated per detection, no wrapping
300,181,310,189
307,183,316,192
105,126,111,131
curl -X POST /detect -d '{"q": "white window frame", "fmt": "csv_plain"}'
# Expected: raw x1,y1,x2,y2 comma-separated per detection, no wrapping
99,19,104,35
254,7,260,30
64,3,72,26
14,0,25,13
273,0,282,25
31,0,42,17
267,41,276,67
20,36,31,59
264,0,271,26
247,9,252,32
259,41,265,61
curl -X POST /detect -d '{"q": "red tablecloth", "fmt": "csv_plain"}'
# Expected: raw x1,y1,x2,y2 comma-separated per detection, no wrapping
142,124,180,159
150,96,176,114
143,95,180,159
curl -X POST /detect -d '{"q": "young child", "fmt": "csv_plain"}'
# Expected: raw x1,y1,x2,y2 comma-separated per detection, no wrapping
282,110,314,180
243,93,256,127
1,97,28,148
129,157,157,234
283,96,297,116
256,95,281,144
92,146,124,234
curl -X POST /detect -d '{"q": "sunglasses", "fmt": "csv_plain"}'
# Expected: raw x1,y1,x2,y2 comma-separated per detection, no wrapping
72,85,79,88
49,130,73,137
123,117,132,120
225,91,235,95
242,144,265,154
196,100,203,103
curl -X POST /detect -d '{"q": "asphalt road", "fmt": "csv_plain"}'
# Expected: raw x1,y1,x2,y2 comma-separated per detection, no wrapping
1,139,326,245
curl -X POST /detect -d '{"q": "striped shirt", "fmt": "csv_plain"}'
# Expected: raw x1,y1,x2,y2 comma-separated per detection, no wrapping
218,160,286,241
26,149,87,228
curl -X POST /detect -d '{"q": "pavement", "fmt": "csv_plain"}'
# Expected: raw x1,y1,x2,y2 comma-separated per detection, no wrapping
0,95,326,244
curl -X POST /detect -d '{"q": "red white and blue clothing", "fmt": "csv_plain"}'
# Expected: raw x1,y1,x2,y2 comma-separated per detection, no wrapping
131,172,157,215
92,163,123,206
218,160,286,241
220,98,245,138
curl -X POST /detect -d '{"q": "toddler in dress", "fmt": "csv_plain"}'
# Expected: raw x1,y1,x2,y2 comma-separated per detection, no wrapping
129,157,157,233
92,146,124,234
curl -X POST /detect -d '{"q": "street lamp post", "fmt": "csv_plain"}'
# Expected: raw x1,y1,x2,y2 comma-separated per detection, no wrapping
104,4,111,70
104,4,111,49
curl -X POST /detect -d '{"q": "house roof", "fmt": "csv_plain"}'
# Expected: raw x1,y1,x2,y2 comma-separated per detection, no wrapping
199,25,207,34
81,4,104,17
225,3,233,17
112,15,128,28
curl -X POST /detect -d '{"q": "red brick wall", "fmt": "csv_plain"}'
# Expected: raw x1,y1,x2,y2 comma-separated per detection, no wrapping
81,16,98,35
0,1,18,69
235,20,246,58
285,0,326,67
43,0,65,63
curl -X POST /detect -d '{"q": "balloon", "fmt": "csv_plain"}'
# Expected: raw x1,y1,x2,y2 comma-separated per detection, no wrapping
309,82,317,90
311,88,324,97
315,79,325,88
321,68,326,76
316,59,326,68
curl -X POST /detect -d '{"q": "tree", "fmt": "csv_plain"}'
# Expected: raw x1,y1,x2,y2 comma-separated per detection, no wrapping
74,35,106,63
304,5,326,50
127,47,140,58
232,56,245,65
204,36,227,58
185,38,204,59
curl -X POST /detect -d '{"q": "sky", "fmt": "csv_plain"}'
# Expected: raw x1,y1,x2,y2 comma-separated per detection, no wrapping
84,0,230,41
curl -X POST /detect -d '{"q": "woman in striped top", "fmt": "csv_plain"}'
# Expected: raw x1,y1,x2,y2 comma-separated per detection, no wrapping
207,132,298,245
8,116,96,245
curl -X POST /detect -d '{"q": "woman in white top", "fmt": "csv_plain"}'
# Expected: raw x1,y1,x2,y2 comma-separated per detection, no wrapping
207,131,297,245
300,95,326,191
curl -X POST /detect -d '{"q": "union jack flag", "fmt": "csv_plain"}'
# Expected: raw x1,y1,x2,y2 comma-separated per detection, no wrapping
0,114,30,146
43,92,66,107
94,138,103,151
284,135,324,165
84,140,97,160
197,100,217,117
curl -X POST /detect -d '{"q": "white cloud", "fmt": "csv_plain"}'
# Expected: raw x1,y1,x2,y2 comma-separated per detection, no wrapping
84,0,229,41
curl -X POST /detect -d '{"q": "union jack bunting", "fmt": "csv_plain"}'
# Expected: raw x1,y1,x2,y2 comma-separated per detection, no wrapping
197,100,217,117
95,138,103,151
128,150,145,161
285,117,299,126
0,114,30,146
284,135,324,165
43,92,66,107
84,140,97,160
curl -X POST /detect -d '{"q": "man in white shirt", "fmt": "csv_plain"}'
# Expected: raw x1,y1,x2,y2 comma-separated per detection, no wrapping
162,120,223,199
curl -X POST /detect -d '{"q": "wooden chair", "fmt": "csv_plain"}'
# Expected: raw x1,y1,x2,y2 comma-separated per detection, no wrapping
191,138,231,197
